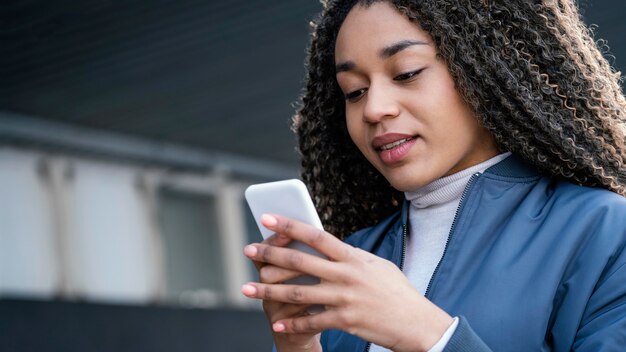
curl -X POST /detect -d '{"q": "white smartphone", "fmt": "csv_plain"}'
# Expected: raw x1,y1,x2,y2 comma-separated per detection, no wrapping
245,179,327,286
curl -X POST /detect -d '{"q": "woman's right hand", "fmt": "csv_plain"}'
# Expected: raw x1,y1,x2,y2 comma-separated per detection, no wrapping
243,233,322,352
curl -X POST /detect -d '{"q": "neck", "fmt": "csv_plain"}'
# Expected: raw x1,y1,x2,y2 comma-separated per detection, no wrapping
405,152,511,208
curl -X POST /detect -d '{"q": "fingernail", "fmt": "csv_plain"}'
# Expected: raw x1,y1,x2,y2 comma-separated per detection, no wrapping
261,214,278,227
241,284,257,296
244,245,258,256
273,322,286,332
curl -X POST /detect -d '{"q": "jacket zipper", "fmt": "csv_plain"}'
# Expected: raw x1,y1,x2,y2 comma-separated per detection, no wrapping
400,222,408,271
363,223,408,352
425,172,481,297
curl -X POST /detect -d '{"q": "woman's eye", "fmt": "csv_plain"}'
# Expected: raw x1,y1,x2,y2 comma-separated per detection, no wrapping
394,68,424,81
345,88,367,102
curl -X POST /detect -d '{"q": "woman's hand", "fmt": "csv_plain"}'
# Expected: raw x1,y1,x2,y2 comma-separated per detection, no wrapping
242,214,454,352
242,223,322,352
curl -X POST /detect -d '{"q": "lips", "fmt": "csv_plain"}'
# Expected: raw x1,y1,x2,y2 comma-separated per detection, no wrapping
379,137,414,151
372,133,418,164
372,133,416,150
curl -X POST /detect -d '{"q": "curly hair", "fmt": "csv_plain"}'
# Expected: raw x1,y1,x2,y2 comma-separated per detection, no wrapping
292,0,626,239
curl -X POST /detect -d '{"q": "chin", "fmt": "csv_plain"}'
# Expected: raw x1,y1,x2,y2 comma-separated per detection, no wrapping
391,183,421,193
381,165,437,192
385,175,426,193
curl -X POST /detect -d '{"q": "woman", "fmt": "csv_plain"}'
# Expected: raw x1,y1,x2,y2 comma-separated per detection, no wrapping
242,0,626,351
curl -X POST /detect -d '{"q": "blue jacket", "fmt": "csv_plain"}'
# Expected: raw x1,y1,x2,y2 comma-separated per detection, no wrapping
321,155,626,351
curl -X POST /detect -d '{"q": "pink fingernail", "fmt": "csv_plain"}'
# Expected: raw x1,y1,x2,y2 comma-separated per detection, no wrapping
273,322,286,332
241,284,257,296
244,245,258,256
261,214,278,227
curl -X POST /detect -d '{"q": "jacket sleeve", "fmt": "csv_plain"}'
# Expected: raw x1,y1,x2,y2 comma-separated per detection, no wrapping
572,261,626,351
442,316,492,352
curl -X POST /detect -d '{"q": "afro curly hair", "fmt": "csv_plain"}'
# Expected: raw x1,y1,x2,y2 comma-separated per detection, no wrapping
293,0,626,239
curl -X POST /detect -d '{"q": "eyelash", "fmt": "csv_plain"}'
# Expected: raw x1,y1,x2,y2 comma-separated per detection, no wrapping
345,88,367,101
343,68,425,102
394,68,425,81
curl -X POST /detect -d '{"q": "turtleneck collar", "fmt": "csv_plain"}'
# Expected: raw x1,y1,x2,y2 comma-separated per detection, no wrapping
404,152,511,209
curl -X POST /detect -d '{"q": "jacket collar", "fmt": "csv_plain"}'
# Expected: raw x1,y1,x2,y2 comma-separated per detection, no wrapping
400,153,539,225
483,153,539,178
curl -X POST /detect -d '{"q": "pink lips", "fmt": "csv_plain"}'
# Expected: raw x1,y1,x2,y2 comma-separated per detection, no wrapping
371,133,417,165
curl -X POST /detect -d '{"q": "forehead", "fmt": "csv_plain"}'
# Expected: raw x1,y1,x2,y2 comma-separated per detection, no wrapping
334,2,431,61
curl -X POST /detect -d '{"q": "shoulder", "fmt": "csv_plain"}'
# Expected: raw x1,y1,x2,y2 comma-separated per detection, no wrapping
519,178,626,245
542,181,626,272
483,154,626,217
548,180,626,220
479,155,624,226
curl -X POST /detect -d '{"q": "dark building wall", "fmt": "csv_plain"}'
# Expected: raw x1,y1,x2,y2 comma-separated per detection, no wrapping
1,0,623,164
0,298,272,352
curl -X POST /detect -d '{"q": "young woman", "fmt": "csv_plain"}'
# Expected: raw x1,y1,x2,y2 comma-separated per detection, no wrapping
242,0,626,351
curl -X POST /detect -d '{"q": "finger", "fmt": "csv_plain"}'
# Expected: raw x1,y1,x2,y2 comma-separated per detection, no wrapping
245,232,295,272
246,243,340,280
272,309,343,334
244,245,265,271
262,300,311,321
241,282,340,306
261,214,351,261
263,232,293,247
242,286,313,320
259,265,303,284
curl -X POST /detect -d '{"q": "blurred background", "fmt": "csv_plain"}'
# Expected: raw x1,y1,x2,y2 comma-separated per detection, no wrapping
0,0,624,351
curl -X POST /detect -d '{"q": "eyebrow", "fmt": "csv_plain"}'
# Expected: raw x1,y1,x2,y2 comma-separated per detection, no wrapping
335,39,428,73
380,39,428,58
335,61,356,73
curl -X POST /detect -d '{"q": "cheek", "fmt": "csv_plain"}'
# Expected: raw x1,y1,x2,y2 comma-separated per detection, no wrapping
430,85,477,134
425,66,467,113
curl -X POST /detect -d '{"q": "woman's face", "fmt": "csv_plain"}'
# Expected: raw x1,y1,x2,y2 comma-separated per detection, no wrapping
335,1,498,192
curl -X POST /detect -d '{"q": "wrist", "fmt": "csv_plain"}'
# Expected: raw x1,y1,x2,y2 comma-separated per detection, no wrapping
426,317,459,352
420,312,454,352
394,298,454,352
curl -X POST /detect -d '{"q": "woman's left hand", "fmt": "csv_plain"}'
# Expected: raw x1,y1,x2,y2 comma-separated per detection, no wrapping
242,214,454,352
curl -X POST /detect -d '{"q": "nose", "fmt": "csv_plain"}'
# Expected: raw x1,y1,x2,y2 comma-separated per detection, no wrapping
362,83,400,123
